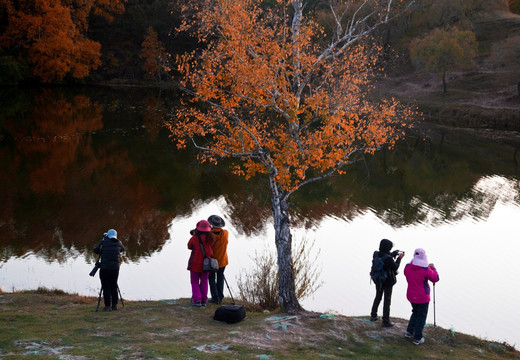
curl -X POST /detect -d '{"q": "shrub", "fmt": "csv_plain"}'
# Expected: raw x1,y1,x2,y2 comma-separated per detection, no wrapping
237,237,323,311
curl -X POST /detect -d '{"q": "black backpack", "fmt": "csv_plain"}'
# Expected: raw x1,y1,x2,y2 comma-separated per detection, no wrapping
370,254,389,286
213,305,246,324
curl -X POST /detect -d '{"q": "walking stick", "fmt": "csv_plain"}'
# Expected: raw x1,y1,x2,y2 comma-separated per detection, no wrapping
433,283,436,328
117,285,125,307
223,274,235,305
96,287,102,312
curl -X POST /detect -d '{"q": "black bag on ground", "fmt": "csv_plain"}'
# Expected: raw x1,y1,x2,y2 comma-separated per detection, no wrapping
213,305,246,324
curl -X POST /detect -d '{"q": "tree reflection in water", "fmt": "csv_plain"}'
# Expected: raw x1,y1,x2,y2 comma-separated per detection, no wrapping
0,87,519,263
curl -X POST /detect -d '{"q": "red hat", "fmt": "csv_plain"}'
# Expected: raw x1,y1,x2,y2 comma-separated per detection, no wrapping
196,220,211,232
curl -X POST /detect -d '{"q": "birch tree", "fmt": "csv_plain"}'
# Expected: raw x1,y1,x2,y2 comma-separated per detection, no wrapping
169,0,416,313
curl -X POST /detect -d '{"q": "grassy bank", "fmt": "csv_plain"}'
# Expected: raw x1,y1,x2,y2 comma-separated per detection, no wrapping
0,290,518,359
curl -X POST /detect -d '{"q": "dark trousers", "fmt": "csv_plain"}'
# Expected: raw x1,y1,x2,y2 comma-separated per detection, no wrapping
99,268,119,307
406,302,430,341
370,282,393,322
209,266,226,301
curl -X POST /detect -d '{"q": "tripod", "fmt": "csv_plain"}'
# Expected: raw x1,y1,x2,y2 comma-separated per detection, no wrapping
223,274,235,305
96,285,125,312
433,283,436,327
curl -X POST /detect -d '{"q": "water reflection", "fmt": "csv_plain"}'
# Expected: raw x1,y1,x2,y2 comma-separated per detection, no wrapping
0,180,519,348
0,88,174,261
1,87,520,258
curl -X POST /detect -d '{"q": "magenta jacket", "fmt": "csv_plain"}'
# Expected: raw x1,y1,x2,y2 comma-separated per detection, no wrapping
404,262,439,304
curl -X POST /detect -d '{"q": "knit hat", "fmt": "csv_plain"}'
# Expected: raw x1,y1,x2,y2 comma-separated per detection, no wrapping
207,215,225,228
196,220,211,232
412,248,429,267
107,229,117,239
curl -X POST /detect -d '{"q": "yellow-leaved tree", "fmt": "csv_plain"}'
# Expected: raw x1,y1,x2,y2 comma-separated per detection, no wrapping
169,0,417,313
410,27,478,93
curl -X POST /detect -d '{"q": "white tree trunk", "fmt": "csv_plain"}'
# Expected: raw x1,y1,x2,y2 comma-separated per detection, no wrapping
270,177,302,313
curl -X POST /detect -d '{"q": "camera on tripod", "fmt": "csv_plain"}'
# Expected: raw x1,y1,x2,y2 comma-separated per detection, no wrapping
89,233,107,276
89,261,100,276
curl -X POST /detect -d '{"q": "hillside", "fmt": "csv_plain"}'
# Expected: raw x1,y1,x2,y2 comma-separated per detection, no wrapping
1,291,519,359
94,0,520,131
2,0,519,132
379,8,520,131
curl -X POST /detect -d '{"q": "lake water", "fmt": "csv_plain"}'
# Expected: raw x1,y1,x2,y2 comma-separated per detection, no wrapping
1,87,519,349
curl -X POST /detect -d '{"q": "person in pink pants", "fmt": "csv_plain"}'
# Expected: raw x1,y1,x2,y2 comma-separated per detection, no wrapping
187,220,214,307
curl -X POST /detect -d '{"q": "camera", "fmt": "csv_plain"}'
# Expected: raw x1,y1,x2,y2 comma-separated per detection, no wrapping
89,233,106,276
89,261,100,276
391,250,404,258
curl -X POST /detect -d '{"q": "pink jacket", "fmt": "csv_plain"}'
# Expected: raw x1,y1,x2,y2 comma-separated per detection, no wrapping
404,262,439,304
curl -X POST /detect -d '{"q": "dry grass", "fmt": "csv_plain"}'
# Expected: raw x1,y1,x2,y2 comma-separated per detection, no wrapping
0,291,518,359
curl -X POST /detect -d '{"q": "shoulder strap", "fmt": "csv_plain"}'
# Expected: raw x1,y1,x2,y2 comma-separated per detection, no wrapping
197,234,207,258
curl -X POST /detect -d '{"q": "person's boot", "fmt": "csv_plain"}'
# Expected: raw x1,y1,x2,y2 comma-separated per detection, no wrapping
112,304,118,311
102,306,111,312
382,320,395,327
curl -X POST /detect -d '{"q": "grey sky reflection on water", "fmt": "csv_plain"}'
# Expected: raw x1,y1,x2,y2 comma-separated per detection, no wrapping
0,175,519,349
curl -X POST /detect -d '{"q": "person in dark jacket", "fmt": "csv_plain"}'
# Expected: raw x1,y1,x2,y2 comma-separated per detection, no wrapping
370,238,404,327
94,229,125,312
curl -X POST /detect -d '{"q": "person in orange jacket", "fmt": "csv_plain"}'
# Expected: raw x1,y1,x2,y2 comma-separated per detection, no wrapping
207,215,229,304
187,220,214,307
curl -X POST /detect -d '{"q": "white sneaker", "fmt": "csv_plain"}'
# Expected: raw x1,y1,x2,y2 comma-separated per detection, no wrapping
405,331,413,339
413,337,425,345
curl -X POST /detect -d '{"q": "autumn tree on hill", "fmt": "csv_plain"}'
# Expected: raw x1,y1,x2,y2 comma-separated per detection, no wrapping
71,0,127,33
169,0,416,313
0,0,126,83
410,27,478,93
140,27,171,82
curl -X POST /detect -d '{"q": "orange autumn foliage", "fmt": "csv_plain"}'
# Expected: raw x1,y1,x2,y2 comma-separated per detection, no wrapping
71,0,126,33
170,0,416,194
140,27,171,81
171,0,417,312
0,0,126,82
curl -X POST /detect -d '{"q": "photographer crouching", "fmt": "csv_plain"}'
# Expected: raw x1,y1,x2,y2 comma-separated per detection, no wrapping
93,229,125,312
